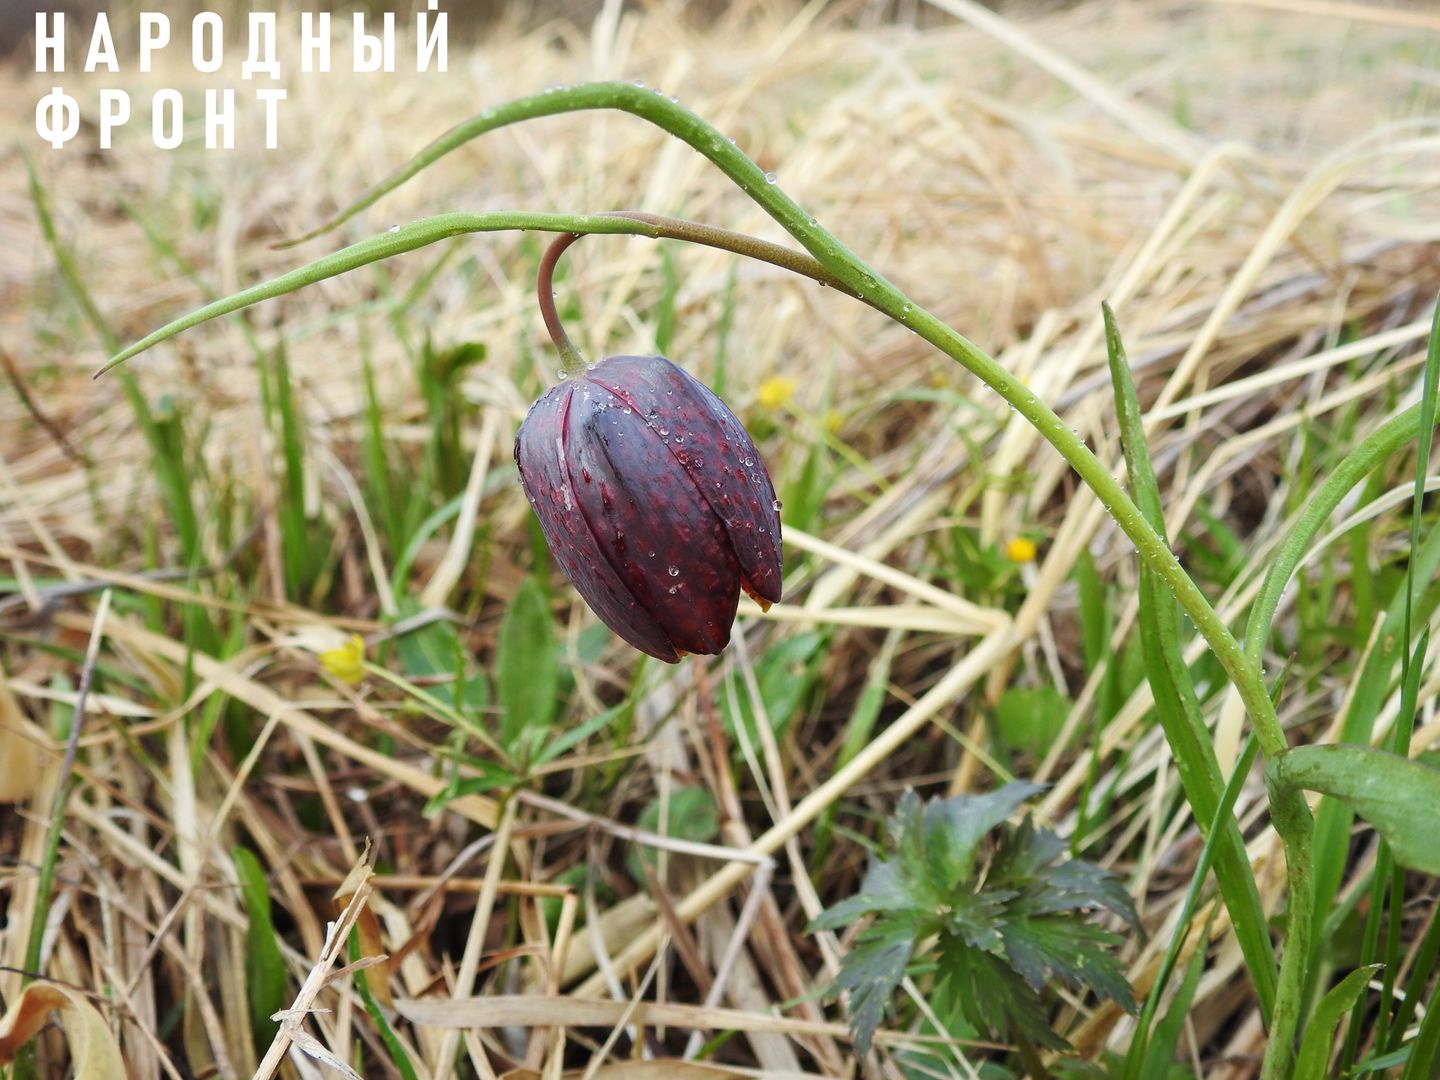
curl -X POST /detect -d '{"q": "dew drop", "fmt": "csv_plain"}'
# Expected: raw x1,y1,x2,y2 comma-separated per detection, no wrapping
764,171,778,184
388,224,400,233
558,370,569,380
668,585,678,594
727,136,737,144
658,426,670,436
673,434,684,444
648,550,656,558
772,499,783,511
667,565,680,577
633,79,645,87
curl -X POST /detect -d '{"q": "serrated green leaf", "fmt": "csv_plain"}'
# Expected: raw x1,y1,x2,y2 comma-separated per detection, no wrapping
833,920,913,1058
935,941,1067,1050
923,782,1042,889
813,784,1135,1058
1001,915,1135,1013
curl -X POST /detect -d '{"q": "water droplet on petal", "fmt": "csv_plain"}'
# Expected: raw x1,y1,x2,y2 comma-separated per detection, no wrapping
772,499,783,511
557,370,569,380
667,565,680,577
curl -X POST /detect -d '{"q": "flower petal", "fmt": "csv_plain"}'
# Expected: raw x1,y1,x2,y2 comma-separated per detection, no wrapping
515,384,681,662
588,355,783,605
565,378,738,656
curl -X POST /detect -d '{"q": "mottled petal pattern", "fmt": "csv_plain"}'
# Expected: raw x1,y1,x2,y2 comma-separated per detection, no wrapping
588,355,784,605
515,384,681,661
514,355,784,662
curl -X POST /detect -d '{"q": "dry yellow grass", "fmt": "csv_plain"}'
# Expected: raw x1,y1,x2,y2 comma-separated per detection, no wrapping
3,1,1440,1076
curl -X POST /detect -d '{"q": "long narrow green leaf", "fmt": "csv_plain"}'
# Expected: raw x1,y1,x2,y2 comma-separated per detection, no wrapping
232,848,288,1051
1103,303,1277,1015
1296,964,1382,1080
346,932,420,1080
1387,896,1440,1054
1139,929,1208,1080
1400,947,1440,1079
1123,735,1260,1079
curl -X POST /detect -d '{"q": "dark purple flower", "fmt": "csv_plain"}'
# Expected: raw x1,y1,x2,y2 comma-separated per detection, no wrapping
514,354,783,662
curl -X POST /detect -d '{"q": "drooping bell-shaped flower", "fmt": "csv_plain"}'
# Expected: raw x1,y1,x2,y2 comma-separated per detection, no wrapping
514,354,783,662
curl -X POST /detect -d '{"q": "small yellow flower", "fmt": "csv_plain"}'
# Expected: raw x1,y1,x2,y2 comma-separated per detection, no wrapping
756,375,798,411
825,410,843,436
320,634,367,685
1004,536,1038,563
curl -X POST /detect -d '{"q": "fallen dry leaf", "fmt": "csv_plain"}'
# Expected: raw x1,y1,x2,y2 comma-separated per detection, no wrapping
0,983,126,1077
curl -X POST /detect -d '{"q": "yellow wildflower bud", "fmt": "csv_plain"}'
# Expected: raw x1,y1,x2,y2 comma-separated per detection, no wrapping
320,634,367,685
1004,537,1038,563
756,375,798,411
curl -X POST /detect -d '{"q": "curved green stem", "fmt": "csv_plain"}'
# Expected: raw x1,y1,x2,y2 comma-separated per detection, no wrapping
1264,781,1316,1079
97,209,859,378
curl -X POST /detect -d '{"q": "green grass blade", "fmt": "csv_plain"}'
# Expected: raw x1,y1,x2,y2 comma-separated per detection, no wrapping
1104,302,1277,1015
346,931,420,1080
1400,963,1440,1080
232,847,288,1051
1297,963,1381,1080
1387,895,1440,1054
1123,734,1261,1078
1243,404,1421,663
